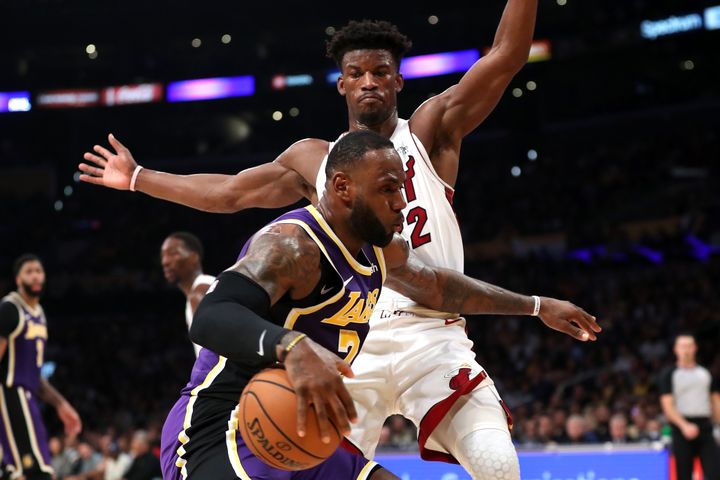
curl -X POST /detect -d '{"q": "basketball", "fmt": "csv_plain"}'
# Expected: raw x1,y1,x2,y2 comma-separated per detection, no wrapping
238,368,342,471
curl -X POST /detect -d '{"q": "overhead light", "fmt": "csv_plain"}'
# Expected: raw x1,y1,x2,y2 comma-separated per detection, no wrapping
428,15,439,25
191,38,202,48
272,111,283,121
512,88,523,98
85,44,96,54
221,34,232,44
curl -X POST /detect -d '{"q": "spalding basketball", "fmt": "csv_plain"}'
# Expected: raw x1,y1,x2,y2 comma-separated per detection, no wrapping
238,368,342,471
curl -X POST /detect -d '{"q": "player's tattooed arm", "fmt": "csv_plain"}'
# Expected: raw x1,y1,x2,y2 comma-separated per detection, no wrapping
231,224,358,441
232,223,322,303
384,236,601,341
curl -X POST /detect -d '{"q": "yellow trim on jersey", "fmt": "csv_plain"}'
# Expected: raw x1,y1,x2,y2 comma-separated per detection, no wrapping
284,289,346,330
3,298,26,388
175,356,228,479
273,218,349,330
357,460,379,480
305,205,374,276
225,403,252,479
17,387,54,474
373,246,386,284
8,293,43,318
0,387,22,474
274,219,335,271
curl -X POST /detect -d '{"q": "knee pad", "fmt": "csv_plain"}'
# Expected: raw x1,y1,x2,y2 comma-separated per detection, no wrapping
452,428,520,480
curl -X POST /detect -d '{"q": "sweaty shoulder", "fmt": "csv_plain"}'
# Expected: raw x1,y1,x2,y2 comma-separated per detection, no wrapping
233,223,322,303
276,138,330,186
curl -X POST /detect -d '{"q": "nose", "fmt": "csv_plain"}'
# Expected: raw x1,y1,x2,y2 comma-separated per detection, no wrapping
392,191,407,212
360,71,378,90
161,255,170,268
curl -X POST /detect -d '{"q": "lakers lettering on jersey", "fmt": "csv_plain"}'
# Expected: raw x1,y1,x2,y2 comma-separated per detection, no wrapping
317,118,464,312
180,205,386,402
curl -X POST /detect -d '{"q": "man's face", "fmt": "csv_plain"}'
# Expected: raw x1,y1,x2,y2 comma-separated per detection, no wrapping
674,335,697,363
160,237,196,284
337,49,403,127
16,260,45,298
346,148,406,247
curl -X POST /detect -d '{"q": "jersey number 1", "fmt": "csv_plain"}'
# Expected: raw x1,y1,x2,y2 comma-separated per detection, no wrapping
404,156,431,248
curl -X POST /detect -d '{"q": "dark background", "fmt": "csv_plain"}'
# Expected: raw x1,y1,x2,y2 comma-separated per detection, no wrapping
1,0,718,450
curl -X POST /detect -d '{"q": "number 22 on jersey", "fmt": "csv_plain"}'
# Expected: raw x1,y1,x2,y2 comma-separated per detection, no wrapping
403,156,431,249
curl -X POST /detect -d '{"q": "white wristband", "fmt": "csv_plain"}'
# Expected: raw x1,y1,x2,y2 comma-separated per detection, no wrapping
129,165,144,192
531,295,541,316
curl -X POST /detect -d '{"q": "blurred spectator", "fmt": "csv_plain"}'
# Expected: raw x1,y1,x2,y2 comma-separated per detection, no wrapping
608,414,630,444
122,430,161,480
559,415,599,444
50,435,79,480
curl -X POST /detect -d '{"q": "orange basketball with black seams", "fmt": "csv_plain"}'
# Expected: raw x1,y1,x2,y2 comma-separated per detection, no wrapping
238,367,342,471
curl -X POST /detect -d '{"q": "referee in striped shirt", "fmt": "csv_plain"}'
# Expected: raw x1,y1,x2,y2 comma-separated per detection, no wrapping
660,333,720,480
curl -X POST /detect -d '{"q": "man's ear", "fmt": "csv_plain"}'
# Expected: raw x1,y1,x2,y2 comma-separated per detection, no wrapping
331,172,352,202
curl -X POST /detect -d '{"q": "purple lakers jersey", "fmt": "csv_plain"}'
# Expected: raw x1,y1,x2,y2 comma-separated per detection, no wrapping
0,293,48,394
181,205,386,401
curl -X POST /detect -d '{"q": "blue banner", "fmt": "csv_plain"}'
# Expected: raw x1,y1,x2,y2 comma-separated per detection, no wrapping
375,448,669,480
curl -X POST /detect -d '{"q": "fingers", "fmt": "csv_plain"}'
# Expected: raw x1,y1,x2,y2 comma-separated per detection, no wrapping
295,390,308,439
335,376,358,424
78,163,104,177
108,133,127,151
310,392,332,444
335,359,355,379
78,174,104,186
82,152,107,167
326,394,352,436
93,144,114,159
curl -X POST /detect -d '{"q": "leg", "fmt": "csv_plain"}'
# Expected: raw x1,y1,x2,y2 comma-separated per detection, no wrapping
430,386,519,480
698,421,720,479
671,426,694,480
343,325,396,459
0,387,53,479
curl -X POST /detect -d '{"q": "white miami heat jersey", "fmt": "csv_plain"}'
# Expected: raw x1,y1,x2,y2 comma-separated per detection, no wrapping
185,273,215,357
316,118,464,312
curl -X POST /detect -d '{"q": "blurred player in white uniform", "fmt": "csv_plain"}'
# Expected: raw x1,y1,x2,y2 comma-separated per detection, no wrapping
160,232,215,357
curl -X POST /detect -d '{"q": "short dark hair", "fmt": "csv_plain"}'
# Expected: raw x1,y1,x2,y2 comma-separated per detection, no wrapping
13,253,42,277
326,20,412,68
326,130,396,178
168,232,204,263
675,331,696,342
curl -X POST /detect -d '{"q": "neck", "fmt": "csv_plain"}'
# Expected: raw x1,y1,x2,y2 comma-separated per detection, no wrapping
17,290,40,309
315,201,363,257
178,270,202,297
348,110,399,139
678,359,696,368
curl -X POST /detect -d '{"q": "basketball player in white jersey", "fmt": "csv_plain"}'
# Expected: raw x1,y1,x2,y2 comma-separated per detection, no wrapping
80,5,601,478
160,232,215,357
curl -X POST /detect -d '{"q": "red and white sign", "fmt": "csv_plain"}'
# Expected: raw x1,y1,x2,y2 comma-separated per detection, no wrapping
102,83,163,106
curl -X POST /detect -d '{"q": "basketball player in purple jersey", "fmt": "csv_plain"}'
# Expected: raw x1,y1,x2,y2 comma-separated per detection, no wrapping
0,254,82,480
161,232,215,357
83,4,602,478
159,132,598,479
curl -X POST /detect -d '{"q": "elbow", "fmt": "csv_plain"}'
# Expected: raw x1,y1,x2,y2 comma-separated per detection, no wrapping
189,310,211,347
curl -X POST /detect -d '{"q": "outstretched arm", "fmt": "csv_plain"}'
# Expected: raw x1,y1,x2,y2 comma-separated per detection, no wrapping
79,135,326,212
412,0,538,178
383,237,600,341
